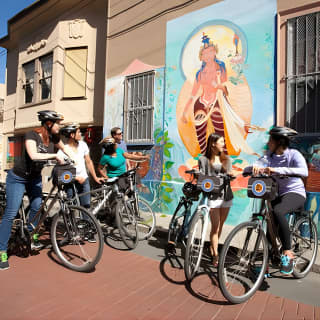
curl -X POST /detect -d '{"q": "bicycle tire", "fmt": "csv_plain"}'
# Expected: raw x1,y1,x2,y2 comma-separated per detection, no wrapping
115,197,139,249
184,208,205,281
134,198,156,241
51,205,104,272
292,217,318,278
218,221,269,304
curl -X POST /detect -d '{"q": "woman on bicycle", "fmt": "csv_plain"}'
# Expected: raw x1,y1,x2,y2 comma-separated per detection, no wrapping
0,110,68,270
97,137,149,179
198,133,233,267
58,123,104,210
251,126,308,275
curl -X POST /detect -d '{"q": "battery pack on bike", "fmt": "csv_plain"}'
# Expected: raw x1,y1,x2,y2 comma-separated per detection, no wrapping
52,164,76,186
197,174,224,195
247,176,278,200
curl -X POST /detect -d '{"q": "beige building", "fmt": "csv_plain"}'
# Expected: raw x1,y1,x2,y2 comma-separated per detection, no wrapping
0,0,107,179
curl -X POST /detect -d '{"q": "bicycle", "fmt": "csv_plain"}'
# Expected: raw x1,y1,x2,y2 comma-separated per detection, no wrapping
119,165,156,241
11,160,105,272
183,170,234,281
82,176,139,249
166,182,200,254
218,171,318,304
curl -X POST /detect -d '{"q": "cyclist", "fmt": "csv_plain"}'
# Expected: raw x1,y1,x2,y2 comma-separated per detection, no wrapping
198,133,234,267
0,110,68,270
249,126,308,275
58,123,105,210
98,137,149,179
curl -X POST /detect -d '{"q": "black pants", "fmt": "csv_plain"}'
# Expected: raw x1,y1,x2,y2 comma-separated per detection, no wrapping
271,192,305,251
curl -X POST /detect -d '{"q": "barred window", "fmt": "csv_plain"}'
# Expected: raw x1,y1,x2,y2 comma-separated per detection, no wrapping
286,12,320,134
40,54,53,100
23,61,35,104
124,72,154,144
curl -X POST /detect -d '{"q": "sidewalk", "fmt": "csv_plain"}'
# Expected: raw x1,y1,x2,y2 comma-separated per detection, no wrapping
1,242,319,319
154,213,320,274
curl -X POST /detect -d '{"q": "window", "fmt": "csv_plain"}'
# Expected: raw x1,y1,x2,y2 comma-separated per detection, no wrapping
63,47,88,98
23,61,35,104
286,12,320,134
0,98,4,122
124,72,154,144
40,54,53,100
22,53,53,105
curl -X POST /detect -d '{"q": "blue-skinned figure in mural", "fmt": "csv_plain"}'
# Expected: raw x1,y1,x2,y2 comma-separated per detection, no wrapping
181,33,259,156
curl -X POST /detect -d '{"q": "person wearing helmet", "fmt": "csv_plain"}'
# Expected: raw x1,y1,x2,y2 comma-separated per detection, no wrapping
98,136,149,179
198,133,234,268
249,126,308,275
58,123,104,210
0,110,68,270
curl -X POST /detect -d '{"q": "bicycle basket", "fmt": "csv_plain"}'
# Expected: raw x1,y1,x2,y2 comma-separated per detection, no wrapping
52,164,76,186
197,174,224,195
247,177,278,200
182,182,201,201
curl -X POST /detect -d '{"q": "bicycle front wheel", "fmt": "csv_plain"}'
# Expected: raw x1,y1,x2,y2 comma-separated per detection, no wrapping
184,208,205,281
292,217,318,278
134,198,156,240
218,221,268,304
116,197,139,249
51,205,104,272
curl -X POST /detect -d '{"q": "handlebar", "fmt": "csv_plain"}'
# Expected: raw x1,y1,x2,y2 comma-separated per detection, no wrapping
242,170,303,179
32,158,75,166
185,170,235,181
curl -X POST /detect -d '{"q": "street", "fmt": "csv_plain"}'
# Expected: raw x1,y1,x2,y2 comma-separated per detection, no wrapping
1,229,320,320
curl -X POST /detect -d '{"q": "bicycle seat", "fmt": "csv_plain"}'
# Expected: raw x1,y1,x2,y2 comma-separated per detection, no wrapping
105,177,118,185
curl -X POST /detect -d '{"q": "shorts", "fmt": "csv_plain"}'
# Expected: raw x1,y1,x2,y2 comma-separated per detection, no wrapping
208,199,233,209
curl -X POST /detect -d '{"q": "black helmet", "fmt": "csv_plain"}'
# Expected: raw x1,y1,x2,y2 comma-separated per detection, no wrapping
269,126,298,138
60,123,80,137
182,182,201,200
37,110,64,123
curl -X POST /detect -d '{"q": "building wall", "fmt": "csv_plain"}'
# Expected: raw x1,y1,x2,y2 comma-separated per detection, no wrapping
104,0,277,228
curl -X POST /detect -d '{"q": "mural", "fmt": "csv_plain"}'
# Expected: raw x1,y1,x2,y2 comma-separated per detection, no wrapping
163,0,276,225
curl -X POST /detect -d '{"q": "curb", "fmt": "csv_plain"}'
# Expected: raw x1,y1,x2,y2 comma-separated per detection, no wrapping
152,227,320,274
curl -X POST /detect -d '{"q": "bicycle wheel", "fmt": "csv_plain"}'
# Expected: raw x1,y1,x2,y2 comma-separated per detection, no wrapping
115,197,138,249
218,221,268,304
51,205,104,272
184,208,206,281
292,217,318,278
130,197,156,241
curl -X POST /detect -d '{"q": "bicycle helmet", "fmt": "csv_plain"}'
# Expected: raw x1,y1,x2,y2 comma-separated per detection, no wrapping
60,123,80,137
182,182,201,201
99,136,116,149
269,126,298,138
37,110,64,123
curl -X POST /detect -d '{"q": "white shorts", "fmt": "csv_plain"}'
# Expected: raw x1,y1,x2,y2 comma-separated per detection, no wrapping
208,199,233,209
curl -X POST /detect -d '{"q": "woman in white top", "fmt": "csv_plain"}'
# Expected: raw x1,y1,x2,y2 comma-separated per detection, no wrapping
58,124,104,209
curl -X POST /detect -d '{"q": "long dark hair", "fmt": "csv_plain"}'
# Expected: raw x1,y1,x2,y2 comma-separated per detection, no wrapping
103,143,116,155
204,133,223,159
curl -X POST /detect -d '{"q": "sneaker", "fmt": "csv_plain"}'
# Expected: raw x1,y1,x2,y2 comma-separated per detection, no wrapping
31,234,44,250
280,255,294,275
0,252,9,270
84,233,97,243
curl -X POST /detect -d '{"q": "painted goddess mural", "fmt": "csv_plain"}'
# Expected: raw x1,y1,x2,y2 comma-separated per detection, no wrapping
177,26,263,157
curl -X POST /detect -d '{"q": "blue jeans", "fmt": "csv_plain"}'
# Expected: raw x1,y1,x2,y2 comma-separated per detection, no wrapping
0,170,42,252
66,178,91,209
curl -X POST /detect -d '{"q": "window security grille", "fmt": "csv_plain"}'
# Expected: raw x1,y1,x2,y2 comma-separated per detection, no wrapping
286,12,320,134
125,72,154,143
